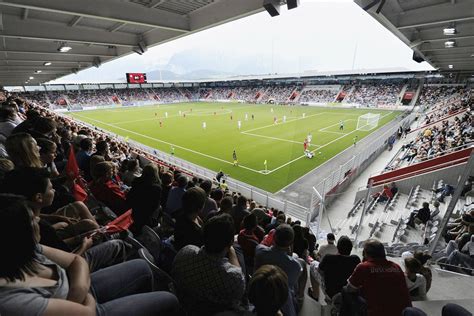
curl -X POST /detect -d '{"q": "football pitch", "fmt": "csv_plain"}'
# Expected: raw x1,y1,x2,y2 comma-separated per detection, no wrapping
70,102,400,193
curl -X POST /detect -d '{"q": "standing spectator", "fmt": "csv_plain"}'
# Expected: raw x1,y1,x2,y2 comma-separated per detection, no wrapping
347,240,411,316
238,213,265,272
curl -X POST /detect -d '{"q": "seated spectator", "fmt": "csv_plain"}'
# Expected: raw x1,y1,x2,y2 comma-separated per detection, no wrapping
248,265,289,316
92,139,111,161
404,257,427,301
220,196,234,214
5,133,43,168
120,158,141,187
374,184,394,203
172,213,245,315
292,225,309,261
0,106,18,144
315,233,338,261
413,251,432,293
408,202,431,228
165,174,187,215
238,213,265,271
36,138,59,177
89,161,129,216
127,163,162,234
347,239,411,316
200,179,218,218
308,235,360,301
76,137,93,175
231,195,250,233
255,224,307,316
173,187,206,251
0,194,179,316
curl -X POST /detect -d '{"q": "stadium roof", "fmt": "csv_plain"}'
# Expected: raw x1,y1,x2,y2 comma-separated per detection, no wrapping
355,0,474,73
0,0,263,86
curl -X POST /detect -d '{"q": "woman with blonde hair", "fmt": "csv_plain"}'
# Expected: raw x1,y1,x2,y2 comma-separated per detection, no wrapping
5,133,43,168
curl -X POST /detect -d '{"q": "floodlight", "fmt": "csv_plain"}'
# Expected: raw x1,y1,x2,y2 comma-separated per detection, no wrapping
263,0,280,17
448,65,453,69
444,40,455,48
58,44,72,52
443,27,456,35
35,70,42,73
29,76,34,79
44,62,52,66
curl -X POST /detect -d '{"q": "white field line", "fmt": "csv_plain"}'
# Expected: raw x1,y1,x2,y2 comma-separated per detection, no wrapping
318,119,355,135
110,104,255,125
73,113,262,174
74,110,393,176
242,131,321,147
242,112,326,133
267,111,394,174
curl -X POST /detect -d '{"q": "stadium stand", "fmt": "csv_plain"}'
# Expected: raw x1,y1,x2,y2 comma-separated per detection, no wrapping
1,80,473,316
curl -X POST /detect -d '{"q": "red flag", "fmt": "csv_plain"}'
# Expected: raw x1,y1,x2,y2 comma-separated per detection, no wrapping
72,183,87,202
65,147,80,180
105,209,133,233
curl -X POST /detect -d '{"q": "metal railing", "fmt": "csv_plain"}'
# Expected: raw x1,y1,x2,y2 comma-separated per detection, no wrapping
309,112,416,222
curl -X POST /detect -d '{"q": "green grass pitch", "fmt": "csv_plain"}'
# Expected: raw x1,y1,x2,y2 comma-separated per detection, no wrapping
70,102,400,193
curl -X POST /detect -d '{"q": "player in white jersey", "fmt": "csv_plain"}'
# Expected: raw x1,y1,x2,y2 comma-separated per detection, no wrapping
202,122,207,129
238,120,241,130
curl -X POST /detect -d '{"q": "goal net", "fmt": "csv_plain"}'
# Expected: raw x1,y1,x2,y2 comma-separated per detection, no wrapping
357,113,380,131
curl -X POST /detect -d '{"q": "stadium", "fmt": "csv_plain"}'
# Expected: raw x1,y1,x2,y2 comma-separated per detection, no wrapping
0,0,473,316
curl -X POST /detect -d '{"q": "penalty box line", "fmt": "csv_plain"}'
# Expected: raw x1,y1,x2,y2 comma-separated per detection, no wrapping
72,113,263,174
266,111,395,174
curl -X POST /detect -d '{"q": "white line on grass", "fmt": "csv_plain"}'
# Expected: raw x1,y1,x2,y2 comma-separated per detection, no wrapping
267,111,394,174
72,113,263,174
241,131,321,147
318,119,355,135
242,112,326,133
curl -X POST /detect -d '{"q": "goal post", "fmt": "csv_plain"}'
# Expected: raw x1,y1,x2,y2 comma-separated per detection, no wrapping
357,113,380,131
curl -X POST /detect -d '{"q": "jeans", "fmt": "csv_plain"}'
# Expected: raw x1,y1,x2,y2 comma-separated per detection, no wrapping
84,240,131,272
91,259,179,316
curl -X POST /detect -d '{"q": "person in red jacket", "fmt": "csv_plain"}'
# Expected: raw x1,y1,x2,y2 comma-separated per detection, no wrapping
89,161,129,216
347,239,411,316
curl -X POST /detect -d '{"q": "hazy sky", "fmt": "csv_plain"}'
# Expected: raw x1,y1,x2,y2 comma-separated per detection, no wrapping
52,0,433,83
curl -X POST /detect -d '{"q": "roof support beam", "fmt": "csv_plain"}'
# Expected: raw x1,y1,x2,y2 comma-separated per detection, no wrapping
0,14,139,47
68,16,82,27
21,8,28,19
0,12,3,31
0,0,189,32
395,1,474,29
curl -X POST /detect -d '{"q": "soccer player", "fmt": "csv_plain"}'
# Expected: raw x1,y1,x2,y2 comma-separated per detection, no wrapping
202,122,207,129
230,114,233,120
283,115,287,123
303,113,306,118
159,120,163,128
271,107,274,113
251,114,255,120
307,132,312,143
171,146,175,155
233,150,238,166
238,120,241,130
165,112,168,118
273,116,277,124
155,112,157,117
353,135,358,147
340,120,344,131
303,138,309,151
245,113,248,121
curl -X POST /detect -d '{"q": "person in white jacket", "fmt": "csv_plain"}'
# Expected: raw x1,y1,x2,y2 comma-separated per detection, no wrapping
404,257,427,301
